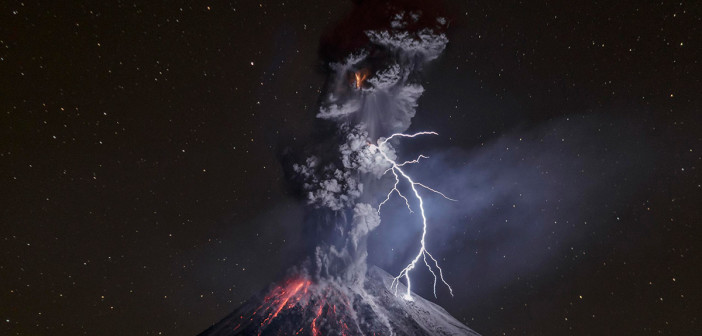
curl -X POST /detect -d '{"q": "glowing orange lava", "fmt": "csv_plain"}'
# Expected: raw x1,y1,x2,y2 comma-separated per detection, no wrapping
260,279,310,327
231,278,355,335
311,303,324,336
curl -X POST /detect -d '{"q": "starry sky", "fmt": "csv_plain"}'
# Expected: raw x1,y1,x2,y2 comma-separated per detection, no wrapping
1,1,700,335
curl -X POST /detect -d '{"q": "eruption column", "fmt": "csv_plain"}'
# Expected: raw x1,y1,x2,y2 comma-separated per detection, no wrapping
371,132,456,300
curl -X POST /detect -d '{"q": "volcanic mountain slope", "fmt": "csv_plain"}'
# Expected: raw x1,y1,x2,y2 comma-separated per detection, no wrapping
198,266,480,336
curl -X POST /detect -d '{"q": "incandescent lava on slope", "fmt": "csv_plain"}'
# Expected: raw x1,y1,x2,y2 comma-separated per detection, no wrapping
199,267,480,336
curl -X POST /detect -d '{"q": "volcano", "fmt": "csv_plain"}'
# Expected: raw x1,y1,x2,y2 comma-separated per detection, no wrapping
198,3,476,335
198,266,480,336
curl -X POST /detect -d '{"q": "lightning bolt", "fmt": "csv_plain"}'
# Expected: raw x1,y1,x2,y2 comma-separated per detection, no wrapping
370,131,456,300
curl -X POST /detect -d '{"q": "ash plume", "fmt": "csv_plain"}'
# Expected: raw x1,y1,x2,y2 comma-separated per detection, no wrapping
295,0,449,284
200,2,480,335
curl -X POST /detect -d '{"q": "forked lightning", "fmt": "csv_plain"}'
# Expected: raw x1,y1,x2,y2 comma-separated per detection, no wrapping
369,131,456,300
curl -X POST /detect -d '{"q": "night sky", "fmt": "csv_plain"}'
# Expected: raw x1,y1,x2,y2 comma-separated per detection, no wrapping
1,1,700,335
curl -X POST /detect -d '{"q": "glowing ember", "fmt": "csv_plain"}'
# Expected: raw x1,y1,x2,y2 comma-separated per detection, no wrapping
353,69,369,89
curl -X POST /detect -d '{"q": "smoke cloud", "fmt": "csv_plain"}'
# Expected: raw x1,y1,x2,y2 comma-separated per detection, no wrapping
292,1,449,288
366,114,662,299
215,2,460,334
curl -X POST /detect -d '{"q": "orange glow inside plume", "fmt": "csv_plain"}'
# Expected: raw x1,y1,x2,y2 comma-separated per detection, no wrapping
354,69,369,89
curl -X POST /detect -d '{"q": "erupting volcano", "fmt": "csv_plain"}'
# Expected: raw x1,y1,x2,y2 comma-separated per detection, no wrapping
199,267,479,336
200,1,480,335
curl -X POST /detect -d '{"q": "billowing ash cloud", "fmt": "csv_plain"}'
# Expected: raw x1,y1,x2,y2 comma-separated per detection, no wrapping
316,17,447,136
291,1,449,288
199,3,486,335
349,203,381,251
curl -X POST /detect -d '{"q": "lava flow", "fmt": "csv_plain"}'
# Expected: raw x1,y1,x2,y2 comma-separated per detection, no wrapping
230,278,354,335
